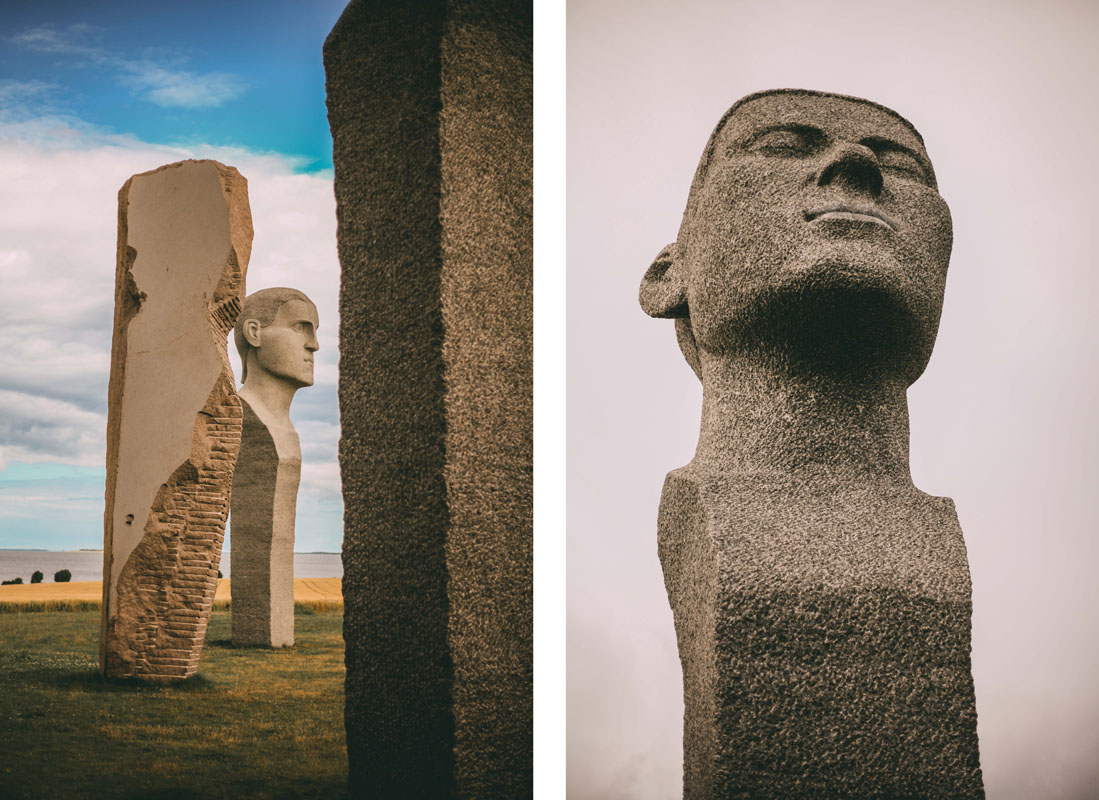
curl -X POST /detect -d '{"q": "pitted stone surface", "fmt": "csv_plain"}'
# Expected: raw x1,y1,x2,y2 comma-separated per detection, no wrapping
101,159,251,681
641,90,983,798
325,0,532,796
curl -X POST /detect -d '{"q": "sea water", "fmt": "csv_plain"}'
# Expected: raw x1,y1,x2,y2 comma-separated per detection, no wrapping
0,550,342,584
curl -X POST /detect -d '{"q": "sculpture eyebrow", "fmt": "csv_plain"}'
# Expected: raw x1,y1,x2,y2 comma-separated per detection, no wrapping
739,123,824,148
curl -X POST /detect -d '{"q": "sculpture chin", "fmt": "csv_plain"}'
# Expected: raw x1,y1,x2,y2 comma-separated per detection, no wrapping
709,257,939,385
265,367,313,389
291,368,315,388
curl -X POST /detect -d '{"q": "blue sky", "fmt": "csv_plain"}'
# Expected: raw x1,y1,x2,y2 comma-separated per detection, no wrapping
1,0,347,172
0,1,350,550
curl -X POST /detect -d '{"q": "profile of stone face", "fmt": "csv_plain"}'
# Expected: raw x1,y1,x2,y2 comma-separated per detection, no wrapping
101,159,251,681
641,90,984,798
229,288,318,648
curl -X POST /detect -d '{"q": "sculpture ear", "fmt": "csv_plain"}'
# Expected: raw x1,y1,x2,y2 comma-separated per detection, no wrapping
640,243,688,318
242,318,262,347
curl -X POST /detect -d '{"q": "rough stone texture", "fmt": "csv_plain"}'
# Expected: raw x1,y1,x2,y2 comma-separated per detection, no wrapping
230,399,300,647
229,288,317,648
641,90,984,798
101,159,251,681
325,0,532,796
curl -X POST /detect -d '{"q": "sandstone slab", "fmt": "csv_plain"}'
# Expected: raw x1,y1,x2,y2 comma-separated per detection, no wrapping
101,159,251,681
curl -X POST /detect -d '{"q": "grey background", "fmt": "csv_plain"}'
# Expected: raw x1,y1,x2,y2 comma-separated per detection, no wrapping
566,1,1099,798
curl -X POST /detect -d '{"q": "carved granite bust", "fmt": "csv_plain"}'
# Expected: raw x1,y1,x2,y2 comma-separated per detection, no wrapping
230,287,319,647
641,90,983,798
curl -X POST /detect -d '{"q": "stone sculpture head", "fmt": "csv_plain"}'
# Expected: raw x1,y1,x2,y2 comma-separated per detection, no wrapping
234,288,319,387
640,89,952,385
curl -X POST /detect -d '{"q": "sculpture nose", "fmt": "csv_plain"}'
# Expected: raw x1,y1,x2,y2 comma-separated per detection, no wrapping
306,333,319,352
816,143,883,198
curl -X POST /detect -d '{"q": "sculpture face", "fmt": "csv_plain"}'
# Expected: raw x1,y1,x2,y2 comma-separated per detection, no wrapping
251,298,320,388
679,92,952,380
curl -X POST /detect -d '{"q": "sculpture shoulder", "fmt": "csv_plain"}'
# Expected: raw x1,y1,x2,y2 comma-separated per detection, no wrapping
659,462,735,508
657,464,712,535
238,394,301,462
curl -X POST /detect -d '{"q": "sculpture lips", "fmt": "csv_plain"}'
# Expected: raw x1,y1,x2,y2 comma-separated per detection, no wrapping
805,204,897,230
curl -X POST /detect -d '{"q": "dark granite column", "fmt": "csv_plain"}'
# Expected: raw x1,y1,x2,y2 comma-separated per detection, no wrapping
324,1,532,796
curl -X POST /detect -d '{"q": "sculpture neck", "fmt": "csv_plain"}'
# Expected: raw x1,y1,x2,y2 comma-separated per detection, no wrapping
238,371,299,434
693,351,913,488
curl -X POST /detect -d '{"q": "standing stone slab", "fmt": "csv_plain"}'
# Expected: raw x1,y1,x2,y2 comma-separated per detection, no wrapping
325,0,532,796
641,90,983,797
101,159,252,681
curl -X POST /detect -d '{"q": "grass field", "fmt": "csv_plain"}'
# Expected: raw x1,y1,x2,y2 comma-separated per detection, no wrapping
0,608,348,799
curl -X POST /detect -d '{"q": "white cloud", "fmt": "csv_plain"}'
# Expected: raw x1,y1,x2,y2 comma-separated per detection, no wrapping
120,65,245,109
300,458,342,502
9,25,246,110
0,490,103,519
0,79,55,104
0,389,105,467
9,25,101,57
0,113,342,514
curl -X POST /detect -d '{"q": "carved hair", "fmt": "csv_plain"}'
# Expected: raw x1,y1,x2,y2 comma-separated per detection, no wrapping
234,287,314,382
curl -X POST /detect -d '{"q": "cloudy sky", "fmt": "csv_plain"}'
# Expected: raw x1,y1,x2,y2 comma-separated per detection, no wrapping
0,0,349,551
569,1,1099,799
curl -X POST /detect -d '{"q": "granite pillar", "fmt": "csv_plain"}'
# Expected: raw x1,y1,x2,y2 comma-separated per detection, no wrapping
325,0,532,796
101,159,251,681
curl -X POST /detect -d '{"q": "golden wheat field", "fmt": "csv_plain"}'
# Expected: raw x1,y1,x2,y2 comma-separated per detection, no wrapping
0,577,342,604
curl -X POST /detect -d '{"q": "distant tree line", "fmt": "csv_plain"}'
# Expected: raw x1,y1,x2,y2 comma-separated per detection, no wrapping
2,569,72,585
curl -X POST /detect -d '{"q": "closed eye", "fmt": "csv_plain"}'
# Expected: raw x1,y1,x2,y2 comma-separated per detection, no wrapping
861,138,932,184
878,151,922,176
743,125,824,157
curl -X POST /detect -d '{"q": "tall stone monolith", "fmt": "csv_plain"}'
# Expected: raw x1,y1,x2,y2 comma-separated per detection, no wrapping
230,288,319,648
640,90,984,797
101,159,252,681
325,0,532,796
